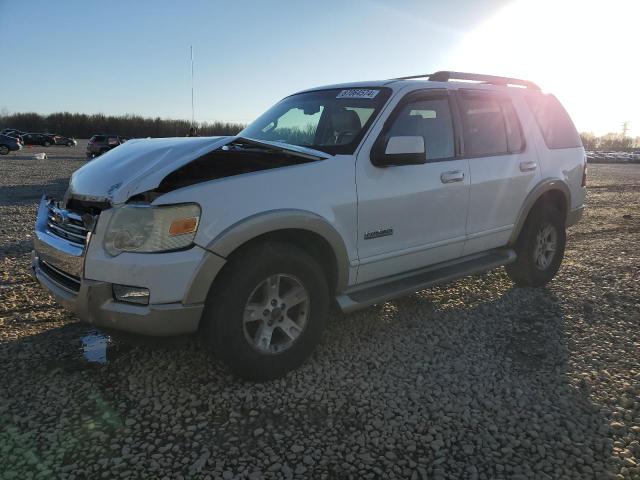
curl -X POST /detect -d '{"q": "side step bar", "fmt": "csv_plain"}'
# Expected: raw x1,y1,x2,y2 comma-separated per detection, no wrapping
336,248,516,313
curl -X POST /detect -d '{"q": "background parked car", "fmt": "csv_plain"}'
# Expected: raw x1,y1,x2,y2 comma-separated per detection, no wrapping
86,135,127,158
4,131,24,144
1,128,25,136
53,135,77,147
22,133,54,147
0,134,23,155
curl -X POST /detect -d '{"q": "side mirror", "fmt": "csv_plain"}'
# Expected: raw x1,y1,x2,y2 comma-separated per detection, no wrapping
371,136,426,167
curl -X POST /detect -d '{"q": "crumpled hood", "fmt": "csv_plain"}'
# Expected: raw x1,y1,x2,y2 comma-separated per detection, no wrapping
68,136,232,205
67,136,329,205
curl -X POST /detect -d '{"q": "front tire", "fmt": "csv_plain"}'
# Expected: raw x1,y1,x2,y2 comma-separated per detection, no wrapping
44,141,51,147
0,145,9,155
506,206,566,287
201,242,330,381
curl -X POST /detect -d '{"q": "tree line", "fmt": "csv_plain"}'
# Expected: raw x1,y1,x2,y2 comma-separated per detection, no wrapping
580,132,640,151
0,111,245,139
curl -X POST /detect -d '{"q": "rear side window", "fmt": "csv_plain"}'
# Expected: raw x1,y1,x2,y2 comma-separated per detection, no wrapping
458,92,524,157
525,94,581,149
92,135,106,142
501,100,524,152
385,97,455,160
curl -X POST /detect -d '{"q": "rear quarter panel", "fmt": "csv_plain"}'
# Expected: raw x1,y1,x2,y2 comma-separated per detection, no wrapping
518,92,586,211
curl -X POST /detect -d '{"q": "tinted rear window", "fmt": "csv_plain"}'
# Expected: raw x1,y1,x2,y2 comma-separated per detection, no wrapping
501,99,524,152
91,135,106,142
459,92,525,157
459,94,508,156
525,94,581,149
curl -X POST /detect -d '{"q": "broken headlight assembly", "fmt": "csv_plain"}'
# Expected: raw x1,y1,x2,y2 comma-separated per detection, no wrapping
104,203,200,256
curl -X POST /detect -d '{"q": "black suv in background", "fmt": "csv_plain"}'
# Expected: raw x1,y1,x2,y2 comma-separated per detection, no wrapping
22,133,54,146
86,135,128,158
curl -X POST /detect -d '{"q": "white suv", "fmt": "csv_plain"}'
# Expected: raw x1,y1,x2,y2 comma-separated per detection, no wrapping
32,71,586,380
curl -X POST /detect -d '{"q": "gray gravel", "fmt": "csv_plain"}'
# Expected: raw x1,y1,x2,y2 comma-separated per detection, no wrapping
1,146,639,479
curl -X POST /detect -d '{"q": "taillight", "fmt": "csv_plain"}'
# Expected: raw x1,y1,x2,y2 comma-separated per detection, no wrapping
581,160,587,187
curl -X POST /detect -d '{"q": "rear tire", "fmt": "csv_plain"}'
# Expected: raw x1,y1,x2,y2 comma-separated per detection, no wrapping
0,145,9,155
506,206,566,287
44,141,51,147
201,242,329,381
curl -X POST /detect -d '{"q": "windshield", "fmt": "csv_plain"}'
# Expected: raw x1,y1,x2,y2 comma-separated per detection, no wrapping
240,87,391,155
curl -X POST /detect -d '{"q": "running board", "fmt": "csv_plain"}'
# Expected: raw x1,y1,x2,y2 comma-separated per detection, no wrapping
336,248,516,313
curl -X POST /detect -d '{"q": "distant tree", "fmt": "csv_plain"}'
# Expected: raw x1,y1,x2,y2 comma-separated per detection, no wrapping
599,133,634,151
579,132,639,151
580,132,599,151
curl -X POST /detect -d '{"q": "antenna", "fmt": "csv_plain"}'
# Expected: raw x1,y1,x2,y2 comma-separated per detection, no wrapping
190,46,195,127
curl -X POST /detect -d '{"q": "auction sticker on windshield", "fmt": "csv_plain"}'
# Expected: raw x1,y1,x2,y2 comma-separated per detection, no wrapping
336,89,380,99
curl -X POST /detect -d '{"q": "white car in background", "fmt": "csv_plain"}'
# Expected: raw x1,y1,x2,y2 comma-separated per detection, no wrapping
32,71,586,380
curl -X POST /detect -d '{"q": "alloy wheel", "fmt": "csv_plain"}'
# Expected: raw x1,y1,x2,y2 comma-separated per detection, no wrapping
242,274,310,354
533,223,557,270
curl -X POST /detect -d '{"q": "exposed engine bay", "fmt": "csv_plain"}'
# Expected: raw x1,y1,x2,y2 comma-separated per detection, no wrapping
155,138,324,194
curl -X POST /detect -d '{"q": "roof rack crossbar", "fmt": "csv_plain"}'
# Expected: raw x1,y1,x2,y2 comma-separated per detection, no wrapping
395,71,540,90
395,73,432,80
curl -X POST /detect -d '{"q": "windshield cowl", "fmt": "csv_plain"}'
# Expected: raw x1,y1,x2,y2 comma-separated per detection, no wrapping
229,137,332,159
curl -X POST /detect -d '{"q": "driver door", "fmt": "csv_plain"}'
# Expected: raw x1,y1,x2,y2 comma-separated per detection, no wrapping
355,90,470,284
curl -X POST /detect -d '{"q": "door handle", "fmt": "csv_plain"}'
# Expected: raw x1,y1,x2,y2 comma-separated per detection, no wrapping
440,170,465,183
519,161,538,172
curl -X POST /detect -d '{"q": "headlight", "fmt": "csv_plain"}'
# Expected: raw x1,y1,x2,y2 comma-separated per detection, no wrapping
104,203,200,256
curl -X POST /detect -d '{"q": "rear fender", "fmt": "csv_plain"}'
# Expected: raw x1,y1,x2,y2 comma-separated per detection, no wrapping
509,178,571,244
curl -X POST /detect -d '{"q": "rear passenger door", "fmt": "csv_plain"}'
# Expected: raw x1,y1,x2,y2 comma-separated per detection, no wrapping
455,89,540,255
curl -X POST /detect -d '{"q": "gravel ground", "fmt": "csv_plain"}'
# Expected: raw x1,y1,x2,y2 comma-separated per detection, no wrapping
1,145,639,479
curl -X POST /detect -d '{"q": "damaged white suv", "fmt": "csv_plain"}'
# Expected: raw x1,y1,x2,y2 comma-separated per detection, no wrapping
33,71,586,380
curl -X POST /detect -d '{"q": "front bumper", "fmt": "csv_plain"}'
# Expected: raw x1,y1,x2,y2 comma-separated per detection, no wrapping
31,196,207,336
32,254,203,335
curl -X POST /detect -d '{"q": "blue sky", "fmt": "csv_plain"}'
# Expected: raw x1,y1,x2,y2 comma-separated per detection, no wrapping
1,0,638,135
0,0,509,122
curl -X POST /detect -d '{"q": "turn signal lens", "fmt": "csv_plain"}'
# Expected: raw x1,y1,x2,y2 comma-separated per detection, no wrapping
169,217,198,236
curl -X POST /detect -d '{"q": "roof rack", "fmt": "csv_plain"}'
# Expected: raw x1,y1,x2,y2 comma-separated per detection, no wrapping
395,71,540,90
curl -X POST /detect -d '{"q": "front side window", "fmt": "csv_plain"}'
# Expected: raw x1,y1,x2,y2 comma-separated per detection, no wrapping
240,88,391,155
383,96,455,161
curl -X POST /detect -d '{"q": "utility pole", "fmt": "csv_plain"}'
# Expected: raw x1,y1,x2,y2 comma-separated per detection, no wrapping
191,46,195,127
621,121,630,138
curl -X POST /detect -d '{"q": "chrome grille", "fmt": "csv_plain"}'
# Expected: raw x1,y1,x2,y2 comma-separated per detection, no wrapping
46,204,88,245
38,259,81,293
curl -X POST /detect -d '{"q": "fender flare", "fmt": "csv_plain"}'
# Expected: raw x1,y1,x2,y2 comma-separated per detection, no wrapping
509,178,571,245
206,209,351,291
